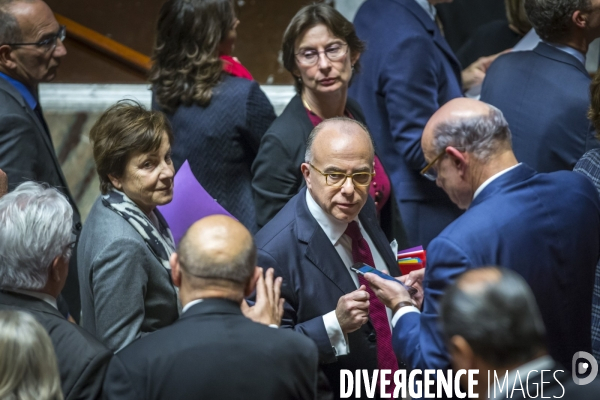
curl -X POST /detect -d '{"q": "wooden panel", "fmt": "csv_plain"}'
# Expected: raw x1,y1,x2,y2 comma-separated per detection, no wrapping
46,0,321,84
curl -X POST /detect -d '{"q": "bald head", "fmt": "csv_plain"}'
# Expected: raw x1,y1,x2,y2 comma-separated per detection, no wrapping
422,98,512,162
441,267,546,368
305,117,374,164
177,215,256,286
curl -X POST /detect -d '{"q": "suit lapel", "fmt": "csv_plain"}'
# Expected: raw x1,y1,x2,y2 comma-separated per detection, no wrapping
295,189,357,295
0,79,73,202
395,0,462,79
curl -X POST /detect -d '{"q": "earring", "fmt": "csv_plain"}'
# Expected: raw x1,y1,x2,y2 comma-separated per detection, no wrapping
351,64,355,71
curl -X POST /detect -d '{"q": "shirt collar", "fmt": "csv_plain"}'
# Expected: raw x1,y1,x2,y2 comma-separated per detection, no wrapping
0,72,38,110
305,189,354,246
414,0,436,20
473,163,521,201
182,298,204,313
542,41,586,65
8,288,58,310
490,355,555,398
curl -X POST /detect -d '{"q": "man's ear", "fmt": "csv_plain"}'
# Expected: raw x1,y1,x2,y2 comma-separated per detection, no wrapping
170,253,182,288
0,45,16,70
446,147,468,174
572,10,588,30
108,174,122,190
449,335,476,371
49,255,63,283
244,266,261,297
301,162,312,190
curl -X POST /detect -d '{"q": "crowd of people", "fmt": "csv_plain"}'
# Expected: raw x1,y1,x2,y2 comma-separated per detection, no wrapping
1,0,600,399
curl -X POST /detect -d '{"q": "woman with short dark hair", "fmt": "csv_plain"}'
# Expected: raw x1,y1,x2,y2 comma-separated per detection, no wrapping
150,0,275,233
252,3,404,242
78,100,179,352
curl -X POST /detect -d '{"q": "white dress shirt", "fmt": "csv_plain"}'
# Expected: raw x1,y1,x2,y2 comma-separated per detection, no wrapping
414,0,436,20
391,163,522,327
306,190,392,356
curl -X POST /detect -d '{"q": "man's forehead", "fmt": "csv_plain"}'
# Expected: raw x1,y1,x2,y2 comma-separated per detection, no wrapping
313,123,371,152
10,1,57,39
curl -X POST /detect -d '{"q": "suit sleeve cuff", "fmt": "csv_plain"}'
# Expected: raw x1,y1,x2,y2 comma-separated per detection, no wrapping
391,306,420,328
323,310,349,356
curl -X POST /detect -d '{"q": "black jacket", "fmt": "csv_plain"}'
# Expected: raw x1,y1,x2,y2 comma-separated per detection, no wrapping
0,291,111,400
102,298,319,400
252,94,407,244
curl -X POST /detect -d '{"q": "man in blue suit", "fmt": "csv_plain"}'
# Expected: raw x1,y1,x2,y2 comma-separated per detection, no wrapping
365,98,600,372
349,0,499,248
480,0,600,173
255,118,402,399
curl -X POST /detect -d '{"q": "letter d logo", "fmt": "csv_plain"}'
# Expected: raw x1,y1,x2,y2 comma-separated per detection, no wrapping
572,351,598,385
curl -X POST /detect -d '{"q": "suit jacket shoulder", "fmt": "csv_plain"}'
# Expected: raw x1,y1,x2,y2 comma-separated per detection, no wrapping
103,298,318,400
0,291,111,400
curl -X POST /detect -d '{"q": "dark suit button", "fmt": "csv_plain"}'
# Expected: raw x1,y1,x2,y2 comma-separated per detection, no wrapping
368,332,377,342
75,222,82,231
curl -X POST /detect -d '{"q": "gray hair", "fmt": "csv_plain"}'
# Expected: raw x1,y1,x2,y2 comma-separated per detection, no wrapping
177,227,257,285
524,0,591,42
440,267,547,368
0,310,63,400
0,0,37,44
0,182,73,290
432,104,512,161
304,117,374,163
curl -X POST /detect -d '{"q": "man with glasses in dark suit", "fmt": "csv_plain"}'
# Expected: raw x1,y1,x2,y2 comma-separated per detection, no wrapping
0,0,81,320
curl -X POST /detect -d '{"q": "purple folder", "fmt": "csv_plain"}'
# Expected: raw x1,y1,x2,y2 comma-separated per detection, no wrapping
157,160,234,245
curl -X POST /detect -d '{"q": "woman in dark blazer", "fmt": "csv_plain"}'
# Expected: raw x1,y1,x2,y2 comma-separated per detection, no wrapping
150,0,275,234
252,4,406,243
78,101,180,352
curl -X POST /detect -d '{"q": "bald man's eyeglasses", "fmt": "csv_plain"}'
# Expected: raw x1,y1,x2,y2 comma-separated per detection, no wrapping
420,149,447,181
4,25,66,53
309,163,375,187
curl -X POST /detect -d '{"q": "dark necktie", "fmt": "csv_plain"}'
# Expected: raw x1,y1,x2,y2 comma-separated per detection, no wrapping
345,221,398,394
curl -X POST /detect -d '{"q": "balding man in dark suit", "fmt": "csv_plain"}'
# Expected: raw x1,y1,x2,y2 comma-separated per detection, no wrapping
103,215,318,400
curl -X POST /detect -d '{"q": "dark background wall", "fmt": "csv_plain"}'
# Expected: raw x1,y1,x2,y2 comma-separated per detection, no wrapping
45,0,322,84
45,0,505,84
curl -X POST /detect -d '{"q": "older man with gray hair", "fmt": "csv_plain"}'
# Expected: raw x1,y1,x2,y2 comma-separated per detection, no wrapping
480,0,600,173
365,98,600,373
0,182,111,400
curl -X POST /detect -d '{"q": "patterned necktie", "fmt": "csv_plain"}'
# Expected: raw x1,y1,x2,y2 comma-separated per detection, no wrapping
345,221,398,394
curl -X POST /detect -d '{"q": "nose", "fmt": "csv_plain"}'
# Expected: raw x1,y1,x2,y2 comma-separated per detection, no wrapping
317,51,332,69
54,38,67,58
340,176,355,195
160,160,175,180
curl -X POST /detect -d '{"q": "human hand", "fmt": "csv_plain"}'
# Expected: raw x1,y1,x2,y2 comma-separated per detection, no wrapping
399,269,425,309
364,272,412,311
241,267,285,326
461,50,509,91
335,286,370,334
0,169,7,197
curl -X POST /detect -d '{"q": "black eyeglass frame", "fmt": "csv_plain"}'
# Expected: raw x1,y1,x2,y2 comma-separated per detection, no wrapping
3,25,66,51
